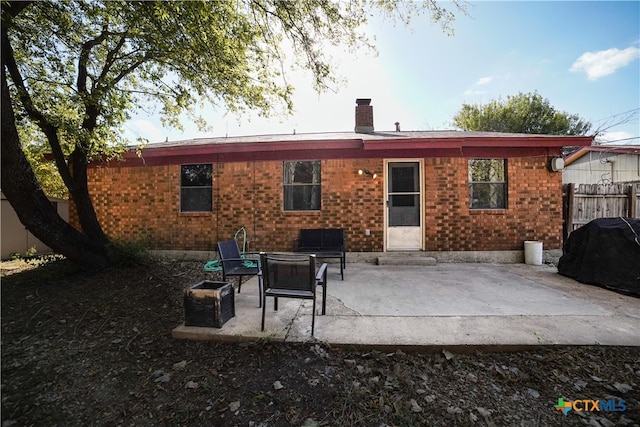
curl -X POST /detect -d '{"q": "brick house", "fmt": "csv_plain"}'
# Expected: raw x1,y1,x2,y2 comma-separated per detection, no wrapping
81,99,592,258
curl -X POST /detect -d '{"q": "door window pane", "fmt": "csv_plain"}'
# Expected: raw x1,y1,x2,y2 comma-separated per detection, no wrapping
389,194,420,226
390,166,419,193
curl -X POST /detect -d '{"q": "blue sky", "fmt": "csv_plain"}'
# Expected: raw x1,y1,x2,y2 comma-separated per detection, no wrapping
125,1,640,144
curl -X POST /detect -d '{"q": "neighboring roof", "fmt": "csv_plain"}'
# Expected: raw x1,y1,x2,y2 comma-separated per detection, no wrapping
104,130,593,167
564,145,640,166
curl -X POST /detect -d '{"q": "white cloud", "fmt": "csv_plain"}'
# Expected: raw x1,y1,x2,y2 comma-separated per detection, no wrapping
132,119,165,143
570,47,640,81
462,76,493,96
597,130,637,144
463,89,486,96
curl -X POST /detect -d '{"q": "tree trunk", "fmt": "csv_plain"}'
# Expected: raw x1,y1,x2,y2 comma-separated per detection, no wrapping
68,149,110,245
1,63,110,270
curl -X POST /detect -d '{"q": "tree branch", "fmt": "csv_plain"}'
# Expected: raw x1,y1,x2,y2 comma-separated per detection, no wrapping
1,28,75,191
1,1,32,19
108,57,148,88
96,32,128,83
77,30,111,96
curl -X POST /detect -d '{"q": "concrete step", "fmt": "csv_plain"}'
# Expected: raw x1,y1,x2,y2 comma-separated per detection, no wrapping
376,256,437,266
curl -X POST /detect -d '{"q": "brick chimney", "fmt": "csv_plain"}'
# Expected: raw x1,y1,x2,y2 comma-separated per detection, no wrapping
355,98,374,133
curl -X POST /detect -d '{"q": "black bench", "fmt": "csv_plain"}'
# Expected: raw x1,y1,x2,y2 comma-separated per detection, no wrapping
294,228,346,280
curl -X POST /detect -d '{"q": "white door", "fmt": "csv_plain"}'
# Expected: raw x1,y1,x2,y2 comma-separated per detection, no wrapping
386,161,423,250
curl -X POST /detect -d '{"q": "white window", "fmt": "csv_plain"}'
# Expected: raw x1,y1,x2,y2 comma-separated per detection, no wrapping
283,161,321,211
469,159,507,209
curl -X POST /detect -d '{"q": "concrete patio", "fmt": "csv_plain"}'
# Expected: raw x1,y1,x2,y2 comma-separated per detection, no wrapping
172,262,640,350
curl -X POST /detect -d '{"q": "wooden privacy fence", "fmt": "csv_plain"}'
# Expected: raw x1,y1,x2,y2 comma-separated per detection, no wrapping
563,182,640,240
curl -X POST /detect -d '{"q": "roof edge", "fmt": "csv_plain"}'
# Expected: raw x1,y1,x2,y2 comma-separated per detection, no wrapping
89,133,595,167
564,145,640,166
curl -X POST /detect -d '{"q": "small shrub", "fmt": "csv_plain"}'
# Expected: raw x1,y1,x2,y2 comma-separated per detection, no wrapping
24,246,38,258
26,253,66,268
107,239,152,267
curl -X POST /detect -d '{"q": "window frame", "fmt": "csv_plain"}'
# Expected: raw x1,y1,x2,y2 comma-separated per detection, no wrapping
180,163,213,213
468,158,508,210
282,160,321,212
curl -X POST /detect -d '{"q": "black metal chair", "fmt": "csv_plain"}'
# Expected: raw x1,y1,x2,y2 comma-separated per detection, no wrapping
259,252,328,336
217,240,262,307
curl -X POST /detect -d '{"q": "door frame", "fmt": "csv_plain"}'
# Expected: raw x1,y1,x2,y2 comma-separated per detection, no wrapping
383,159,425,251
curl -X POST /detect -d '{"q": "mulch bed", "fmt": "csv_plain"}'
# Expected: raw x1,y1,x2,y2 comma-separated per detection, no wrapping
1,257,638,426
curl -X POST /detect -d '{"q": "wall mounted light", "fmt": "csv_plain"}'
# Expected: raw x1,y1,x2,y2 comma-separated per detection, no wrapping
358,169,377,179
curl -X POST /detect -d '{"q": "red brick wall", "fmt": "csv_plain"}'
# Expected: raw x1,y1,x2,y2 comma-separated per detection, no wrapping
424,157,563,251
244,158,384,252
79,156,562,252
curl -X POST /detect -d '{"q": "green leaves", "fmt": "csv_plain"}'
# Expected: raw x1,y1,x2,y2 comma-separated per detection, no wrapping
452,91,592,136
6,0,466,154
3,0,468,267
4,0,465,196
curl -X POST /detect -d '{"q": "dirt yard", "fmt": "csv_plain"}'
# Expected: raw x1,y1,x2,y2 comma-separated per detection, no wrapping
1,256,638,426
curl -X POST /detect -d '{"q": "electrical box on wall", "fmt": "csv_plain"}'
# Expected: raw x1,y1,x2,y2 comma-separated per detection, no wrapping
549,157,565,172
